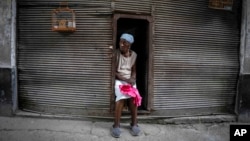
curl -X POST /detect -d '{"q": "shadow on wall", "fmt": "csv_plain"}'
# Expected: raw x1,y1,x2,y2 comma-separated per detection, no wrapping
0,69,12,104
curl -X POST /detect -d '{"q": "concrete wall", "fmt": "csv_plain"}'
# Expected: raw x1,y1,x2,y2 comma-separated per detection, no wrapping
238,0,250,122
0,1,11,67
0,0,14,116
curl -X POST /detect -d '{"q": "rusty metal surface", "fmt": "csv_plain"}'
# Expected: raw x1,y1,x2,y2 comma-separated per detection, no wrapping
17,0,113,112
152,0,240,111
113,0,152,14
17,0,241,117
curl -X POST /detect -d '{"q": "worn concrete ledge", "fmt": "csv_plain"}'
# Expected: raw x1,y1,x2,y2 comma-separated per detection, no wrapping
159,115,236,124
14,110,237,125
0,116,233,141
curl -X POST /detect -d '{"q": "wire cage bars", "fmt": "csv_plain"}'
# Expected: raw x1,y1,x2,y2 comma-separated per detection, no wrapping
52,2,76,32
208,0,233,11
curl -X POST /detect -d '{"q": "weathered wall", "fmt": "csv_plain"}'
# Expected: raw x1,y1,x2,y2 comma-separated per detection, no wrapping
238,0,250,122
0,0,13,116
0,0,11,68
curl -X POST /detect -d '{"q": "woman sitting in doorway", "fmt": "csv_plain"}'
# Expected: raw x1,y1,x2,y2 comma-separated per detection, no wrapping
111,33,141,138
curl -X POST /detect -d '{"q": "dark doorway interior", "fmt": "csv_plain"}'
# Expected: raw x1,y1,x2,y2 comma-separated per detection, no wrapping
116,18,149,110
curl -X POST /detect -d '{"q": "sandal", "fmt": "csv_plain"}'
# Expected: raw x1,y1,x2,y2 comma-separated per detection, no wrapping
130,124,141,136
110,125,121,138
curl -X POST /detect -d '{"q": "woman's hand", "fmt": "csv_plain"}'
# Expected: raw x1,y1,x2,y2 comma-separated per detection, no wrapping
116,73,136,85
126,77,136,85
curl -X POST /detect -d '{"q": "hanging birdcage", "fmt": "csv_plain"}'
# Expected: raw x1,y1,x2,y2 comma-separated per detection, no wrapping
208,0,233,11
52,2,76,32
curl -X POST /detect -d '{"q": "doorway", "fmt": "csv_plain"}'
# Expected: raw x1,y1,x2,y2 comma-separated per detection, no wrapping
112,14,153,112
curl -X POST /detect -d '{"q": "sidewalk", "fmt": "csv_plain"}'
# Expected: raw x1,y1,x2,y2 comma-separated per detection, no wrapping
0,115,233,141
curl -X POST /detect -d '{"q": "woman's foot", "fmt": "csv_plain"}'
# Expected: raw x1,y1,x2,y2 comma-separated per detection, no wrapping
130,124,141,136
110,125,121,138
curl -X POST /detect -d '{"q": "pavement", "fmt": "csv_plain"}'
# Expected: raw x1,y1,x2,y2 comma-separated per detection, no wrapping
0,114,236,141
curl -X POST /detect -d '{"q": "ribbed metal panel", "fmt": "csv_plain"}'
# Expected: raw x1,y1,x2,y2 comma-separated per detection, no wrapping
153,0,240,110
113,0,152,14
17,1,112,112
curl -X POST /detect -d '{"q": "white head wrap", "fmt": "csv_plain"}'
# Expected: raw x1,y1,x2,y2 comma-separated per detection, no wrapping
120,33,134,44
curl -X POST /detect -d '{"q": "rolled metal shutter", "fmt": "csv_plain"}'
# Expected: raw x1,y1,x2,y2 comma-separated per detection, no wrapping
153,0,240,112
17,0,112,114
113,0,152,14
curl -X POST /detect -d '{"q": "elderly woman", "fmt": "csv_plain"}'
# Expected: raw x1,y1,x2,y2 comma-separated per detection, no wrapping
111,33,141,138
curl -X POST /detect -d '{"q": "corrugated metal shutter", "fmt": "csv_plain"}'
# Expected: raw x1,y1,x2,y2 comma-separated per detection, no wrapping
153,0,240,112
17,0,112,114
113,0,152,14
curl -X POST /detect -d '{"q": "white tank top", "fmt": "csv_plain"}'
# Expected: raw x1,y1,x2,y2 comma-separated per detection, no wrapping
117,50,137,79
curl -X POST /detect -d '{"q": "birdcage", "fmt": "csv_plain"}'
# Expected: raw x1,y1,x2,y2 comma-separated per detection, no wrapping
52,2,76,32
208,0,233,11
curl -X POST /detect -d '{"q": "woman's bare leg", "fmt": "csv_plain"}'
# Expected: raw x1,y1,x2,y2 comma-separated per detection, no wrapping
128,98,138,126
114,99,125,127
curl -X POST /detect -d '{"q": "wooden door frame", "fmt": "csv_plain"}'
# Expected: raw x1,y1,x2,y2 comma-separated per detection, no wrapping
110,14,154,113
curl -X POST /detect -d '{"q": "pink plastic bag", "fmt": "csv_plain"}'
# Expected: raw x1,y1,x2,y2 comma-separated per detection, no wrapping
119,84,142,107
